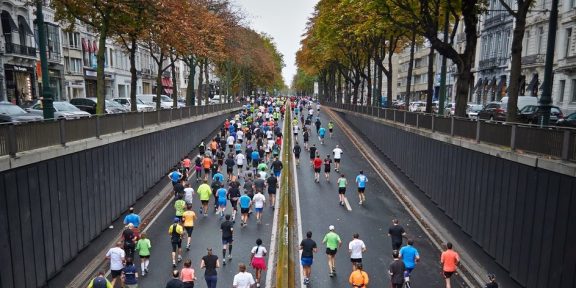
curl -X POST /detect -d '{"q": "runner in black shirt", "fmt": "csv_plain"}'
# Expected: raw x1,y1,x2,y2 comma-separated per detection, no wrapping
201,248,219,288
388,219,407,251
293,142,302,166
300,231,318,286
266,174,278,208
220,215,234,264
323,155,332,182
309,144,317,165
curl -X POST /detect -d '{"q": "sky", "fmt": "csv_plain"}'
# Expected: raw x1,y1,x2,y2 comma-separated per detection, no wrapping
232,0,318,87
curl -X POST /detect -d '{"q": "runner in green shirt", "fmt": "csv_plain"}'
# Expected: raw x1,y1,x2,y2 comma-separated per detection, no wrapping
174,195,186,219
197,180,212,216
323,225,342,277
327,121,335,138
337,174,347,206
135,233,152,275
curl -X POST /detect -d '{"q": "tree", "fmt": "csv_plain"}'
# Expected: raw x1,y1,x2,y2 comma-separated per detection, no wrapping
291,69,316,95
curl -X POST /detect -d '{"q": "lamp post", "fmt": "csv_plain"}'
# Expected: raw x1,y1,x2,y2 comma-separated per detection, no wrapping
539,0,559,126
36,0,53,119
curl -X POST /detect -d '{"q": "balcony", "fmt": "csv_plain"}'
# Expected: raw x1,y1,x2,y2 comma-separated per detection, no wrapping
521,54,545,66
483,13,507,28
479,57,508,70
5,42,36,57
47,52,61,63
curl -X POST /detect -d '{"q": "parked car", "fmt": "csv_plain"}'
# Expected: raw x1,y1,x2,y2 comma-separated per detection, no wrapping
478,102,507,121
112,98,155,112
137,94,184,109
69,98,126,114
0,101,43,123
409,101,426,112
26,101,91,119
556,112,576,127
466,104,483,120
517,105,564,124
444,103,456,115
209,95,221,104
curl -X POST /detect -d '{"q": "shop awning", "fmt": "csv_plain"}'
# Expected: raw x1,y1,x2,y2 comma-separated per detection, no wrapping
162,77,173,95
17,15,33,35
82,38,88,51
1,11,18,33
526,74,538,95
92,40,98,53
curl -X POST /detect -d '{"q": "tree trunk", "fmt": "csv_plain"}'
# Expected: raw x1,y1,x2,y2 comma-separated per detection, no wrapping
405,29,416,109
155,60,164,110
377,64,383,107
129,37,138,112
204,59,210,106
426,47,435,113
352,77,360,105
337,72,342,104
185,56,196,106
197,59,204,105
367,60,372,106
170,53,178,108
95,22,109,114
360,77,365,105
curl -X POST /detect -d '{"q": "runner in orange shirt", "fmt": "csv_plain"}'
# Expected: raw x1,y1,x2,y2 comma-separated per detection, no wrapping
202,155,213,181
440,242,460,288
181,156,191,178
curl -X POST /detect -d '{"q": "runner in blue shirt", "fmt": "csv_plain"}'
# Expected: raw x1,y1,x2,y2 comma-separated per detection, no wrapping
399,239,420,281
318,127,326,145
234,142,242,154
168,168,183,186
355,170,368,205
251,150,260,172
239,193,252,227
213,171,224,183
217,187,228,219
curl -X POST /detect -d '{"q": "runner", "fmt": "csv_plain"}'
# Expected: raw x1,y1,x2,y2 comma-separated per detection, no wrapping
318,126,326,144
332,145,343,172
270,156,283,177
233,263,256,288
303,128,310,150
226,134,235,151
293,122,300,138
312,154,323,183
251,148,260,174
197,180,212,216
349,263,369,288
227,180,241,221
183,183,194,206
235,141,243,155
168,168,183,187
235,151,246,174
314,118,321,134
180,259,196,288
181,156,191,178
168,218,184,267
182,205,197,251
355,170,368,205
252,191,266,224
328,121,334,138
348,233,367,270
135,233,151,276
271,143,281,159
220,214,234,265
217,186,228,219
485,274,499,288
122,258,139,288
87,271,112,288
123,207,141,228
300,231,318,286
323,154,332,182
210,138,219,155
174,194,186,221
198,140,206,155
388,219,407,251
266,173,278,209
215,149,225,167
250,238,267,287
105,242,125,287
211,179,223,213
194,155,203,182
337,174,347,206
309,144,317,165
322,225,342,277
202,155,213,181
239,192,252,227
399,239,420,284
293,141,302,166
200,248,219,288
441,242,460,288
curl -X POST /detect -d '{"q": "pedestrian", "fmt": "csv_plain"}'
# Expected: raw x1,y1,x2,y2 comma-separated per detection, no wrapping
388,219,407,251
355,170,368,205
300,231,318,286
270,156,283,177
303,129,310,150
293,141,302,166
332,145,343,172
87,271,112,288
221,214,234,265
323,154,332,181
312,154,322,183
202,155,213,181
198,140,206,155
323,225,342,277
233,263,256,288
228,182,241,221
211,179,223,213
485,273,499,288
388,250,405,288
328,121,334,138
440,242,460,288
235,152,246,174
182,205,197,251
399,239,420,282
173,178,185,198
182,156,191,178
180,259,196,288
200,248,220,288
252,191,266,224
169,168,183,187
135,233,151,276
250,238,267,287
123,223,137,259
266,173,278,209
239,192,252,227
168,218,184,267
183,182,194,206
309,144,317,164
197,180,212,216
105,241,125,288
123,257,138,288
348,233,366,270
217,185,228,219
175,194,186,221
225,153,236,179
194,155,202,182
318,126,326,144
337,174,348,206
124,207,141,228
349,263,369,288
166,270,184,288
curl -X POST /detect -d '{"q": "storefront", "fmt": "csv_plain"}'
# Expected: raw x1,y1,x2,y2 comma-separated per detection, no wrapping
4,64,35,106
84,68,114,98
65,78,85,99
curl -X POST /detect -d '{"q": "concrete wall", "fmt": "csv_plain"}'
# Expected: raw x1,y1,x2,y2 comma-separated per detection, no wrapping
0,114,229,288
341,112,576,288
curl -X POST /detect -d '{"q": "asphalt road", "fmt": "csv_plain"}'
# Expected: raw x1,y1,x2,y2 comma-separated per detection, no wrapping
292,109,467,288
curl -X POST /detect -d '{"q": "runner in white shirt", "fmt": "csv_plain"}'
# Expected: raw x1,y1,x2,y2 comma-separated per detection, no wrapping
106,242,126,287
236,130,245,143
332,145,343,172
184,184,194,205
293,125,300,137
227,135,235,150
233,263,256,288
348,233,367,270
235,153,246,173
265,130,274,140
252,192,266,224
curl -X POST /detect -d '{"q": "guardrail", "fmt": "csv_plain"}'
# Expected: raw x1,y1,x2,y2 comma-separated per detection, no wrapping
0,103,241,157
325,102,576,162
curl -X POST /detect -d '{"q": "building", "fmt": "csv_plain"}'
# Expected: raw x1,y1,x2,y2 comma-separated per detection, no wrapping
550,0,576,114
397,43,433,101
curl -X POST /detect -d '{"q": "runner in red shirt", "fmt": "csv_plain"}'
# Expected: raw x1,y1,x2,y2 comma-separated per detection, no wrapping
313,155,322,183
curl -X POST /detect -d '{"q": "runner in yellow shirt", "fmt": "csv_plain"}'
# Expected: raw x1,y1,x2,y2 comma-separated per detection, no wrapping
197,179,212,216
182,204,197,251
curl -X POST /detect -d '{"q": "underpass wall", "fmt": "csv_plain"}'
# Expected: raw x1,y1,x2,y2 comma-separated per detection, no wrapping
0,113,229,288
341,112,576,288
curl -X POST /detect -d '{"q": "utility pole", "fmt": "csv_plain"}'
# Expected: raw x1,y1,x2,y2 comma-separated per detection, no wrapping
438,6,450,115
539,0,558,126
36,0,53,119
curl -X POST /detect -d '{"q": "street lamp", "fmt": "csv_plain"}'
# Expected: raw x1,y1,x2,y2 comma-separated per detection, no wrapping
36,0,53,119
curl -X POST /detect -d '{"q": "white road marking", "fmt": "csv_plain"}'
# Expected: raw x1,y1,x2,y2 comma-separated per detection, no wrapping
344,197,352,211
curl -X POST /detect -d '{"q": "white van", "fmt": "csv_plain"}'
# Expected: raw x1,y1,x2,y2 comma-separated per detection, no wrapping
500,96,538,111
137,94,184,109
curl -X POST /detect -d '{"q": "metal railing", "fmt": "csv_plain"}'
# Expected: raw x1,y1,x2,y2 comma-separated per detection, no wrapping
0,102,241,157
325,102,576,162
5,42,37,57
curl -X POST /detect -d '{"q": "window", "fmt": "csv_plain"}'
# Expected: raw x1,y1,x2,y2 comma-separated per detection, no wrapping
566,28,573,58
537,27,545,54
559,80,566,102
65,57,82,73
67,32,80,48
572,79,576,102
523,30,530,56
572,0,576,8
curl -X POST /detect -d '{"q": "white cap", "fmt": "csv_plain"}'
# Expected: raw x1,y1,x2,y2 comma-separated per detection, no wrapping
329,225,335,231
